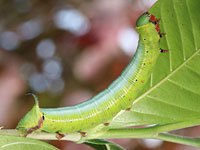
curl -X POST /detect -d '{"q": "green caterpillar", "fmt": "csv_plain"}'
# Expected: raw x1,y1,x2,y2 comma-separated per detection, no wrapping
17,12,164,138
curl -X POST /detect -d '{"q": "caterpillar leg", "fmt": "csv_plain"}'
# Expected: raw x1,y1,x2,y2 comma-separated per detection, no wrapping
160,33,166,38
150,15,168,53
79,132,87,137
125,107,131,111
157,19,161,23
56,132,65,140
104,123,110,126
160,49,168,53
149,14,164,37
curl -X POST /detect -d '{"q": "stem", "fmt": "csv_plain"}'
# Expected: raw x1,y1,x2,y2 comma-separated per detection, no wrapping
154,133,200,147
89,119,200,139
0,129,81,142
0,119,200,147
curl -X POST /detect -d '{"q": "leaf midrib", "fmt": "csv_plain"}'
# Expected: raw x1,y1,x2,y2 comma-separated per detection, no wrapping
133,49,200,105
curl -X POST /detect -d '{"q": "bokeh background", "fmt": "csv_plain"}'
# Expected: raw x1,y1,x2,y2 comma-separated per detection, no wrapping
0,0,199,149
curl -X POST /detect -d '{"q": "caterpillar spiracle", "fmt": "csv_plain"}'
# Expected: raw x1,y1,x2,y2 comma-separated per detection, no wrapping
17,12,165,138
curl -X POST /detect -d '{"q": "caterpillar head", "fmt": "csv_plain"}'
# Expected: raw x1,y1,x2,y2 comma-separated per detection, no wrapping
17,93,43,133
136,12,151,27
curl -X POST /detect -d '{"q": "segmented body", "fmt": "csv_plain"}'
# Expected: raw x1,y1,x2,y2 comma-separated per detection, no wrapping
17,12,161,135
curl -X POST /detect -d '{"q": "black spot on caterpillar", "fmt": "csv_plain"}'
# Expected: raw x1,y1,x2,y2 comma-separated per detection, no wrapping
17,12,163,137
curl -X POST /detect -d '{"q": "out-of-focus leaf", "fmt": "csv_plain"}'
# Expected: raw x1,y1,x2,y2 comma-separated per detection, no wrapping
0,135,58,150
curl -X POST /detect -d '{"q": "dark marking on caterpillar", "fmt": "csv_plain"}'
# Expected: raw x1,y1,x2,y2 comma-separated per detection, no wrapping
26,117,43,135
16,12,162,136
160,49,168,53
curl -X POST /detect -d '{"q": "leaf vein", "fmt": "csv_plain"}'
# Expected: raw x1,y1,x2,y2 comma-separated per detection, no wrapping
185,64,200,76
167,79,200,97
160,4,173,72
185,0,198,50
147,95,200,113
172,0,186,61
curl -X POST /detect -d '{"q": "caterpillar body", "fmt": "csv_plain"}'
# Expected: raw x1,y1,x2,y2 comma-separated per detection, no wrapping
17,12,163,137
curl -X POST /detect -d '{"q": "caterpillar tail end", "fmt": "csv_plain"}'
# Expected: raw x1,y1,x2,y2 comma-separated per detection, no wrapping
25,92,39,106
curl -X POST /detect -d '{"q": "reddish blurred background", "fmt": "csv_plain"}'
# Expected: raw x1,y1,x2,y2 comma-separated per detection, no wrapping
0,0,199,149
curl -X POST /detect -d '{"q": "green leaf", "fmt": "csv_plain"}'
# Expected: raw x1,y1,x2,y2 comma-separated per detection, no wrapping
84,139,124,150
108,0,200,128
0,135,58,150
